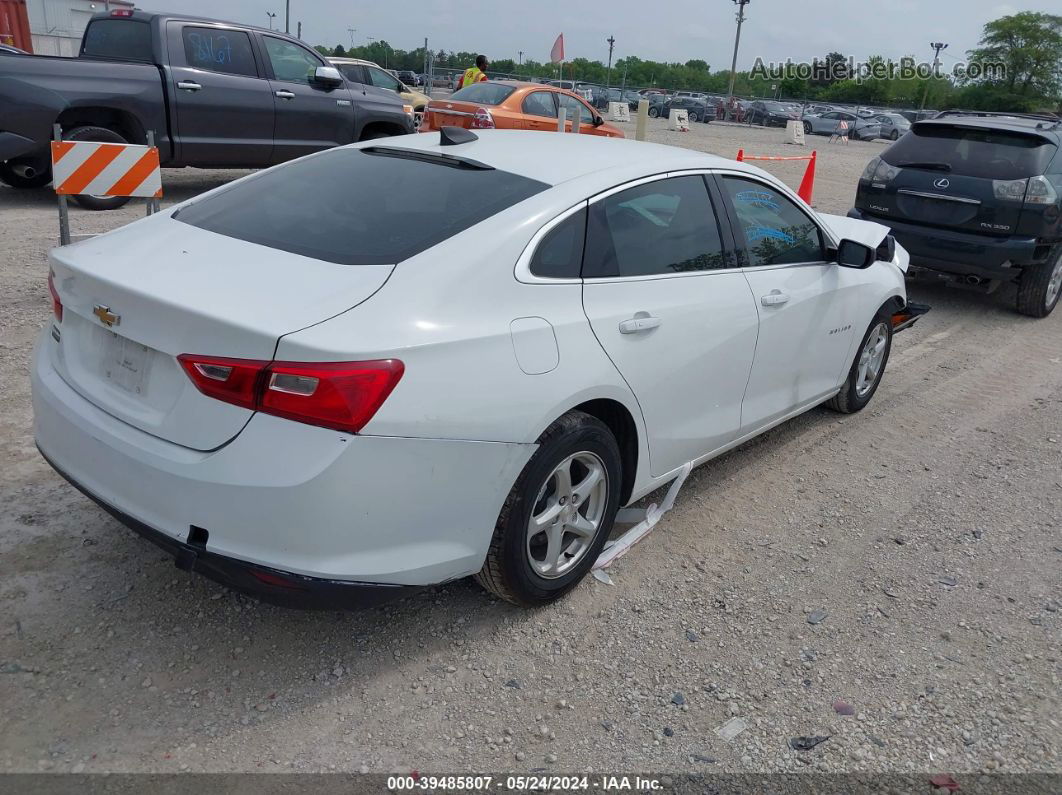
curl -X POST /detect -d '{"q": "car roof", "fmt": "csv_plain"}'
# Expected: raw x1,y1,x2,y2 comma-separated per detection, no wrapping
361,129,756,187
914,114,1062,141
330,57,382,68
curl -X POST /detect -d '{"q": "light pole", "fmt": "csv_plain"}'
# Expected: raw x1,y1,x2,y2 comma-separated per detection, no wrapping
285,0,290,33
921,41,948,111
266,11,276,30
726,0,751,120
605,35,616,90
348,28,356,48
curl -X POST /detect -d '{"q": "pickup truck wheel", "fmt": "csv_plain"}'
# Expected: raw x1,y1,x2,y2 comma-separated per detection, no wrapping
64,126,133,211
826,316,893,414
0,160,52,189
1016,247,1062,318
475,411,621,607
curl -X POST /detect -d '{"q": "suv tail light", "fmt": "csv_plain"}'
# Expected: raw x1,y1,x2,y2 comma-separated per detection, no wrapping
48,270,62,322
860,156,898,184
993,178,1028,202
470,107,495,129
1024,175,1058,205
177,355,404,434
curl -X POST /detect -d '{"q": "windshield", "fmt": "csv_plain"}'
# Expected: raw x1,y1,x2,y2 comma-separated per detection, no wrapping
449,82,517,105
883,125,1057,180
175,147,548,265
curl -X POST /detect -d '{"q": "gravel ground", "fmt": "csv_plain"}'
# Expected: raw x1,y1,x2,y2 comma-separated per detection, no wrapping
0,120,1059,778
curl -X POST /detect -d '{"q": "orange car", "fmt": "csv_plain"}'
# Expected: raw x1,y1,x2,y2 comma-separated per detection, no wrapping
422,81,624,138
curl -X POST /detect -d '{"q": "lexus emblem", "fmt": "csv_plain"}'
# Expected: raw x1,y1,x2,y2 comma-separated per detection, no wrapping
93,305,120,327
934,177,951,190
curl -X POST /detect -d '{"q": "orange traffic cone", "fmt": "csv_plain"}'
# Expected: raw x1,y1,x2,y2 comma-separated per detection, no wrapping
736,148,744,162
797,150,816,205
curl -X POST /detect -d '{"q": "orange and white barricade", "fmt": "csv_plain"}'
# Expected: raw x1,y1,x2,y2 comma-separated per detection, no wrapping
829,119,850,144
50,124,163,245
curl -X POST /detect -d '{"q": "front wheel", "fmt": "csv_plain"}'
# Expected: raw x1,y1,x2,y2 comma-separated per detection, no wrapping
648,107,659,118
890,129,900,140
475,411,621,607
826,317,893,414
803,121,812,135
1016,248,1062,318
688,111,699,123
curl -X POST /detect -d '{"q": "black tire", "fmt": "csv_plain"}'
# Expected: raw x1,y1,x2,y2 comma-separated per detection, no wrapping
890,129,900,140
64,126,132,210
1016,247,1062,318
0,160,51,189
688,111,699,123
826,314,893,414
849,129,861,141
648,107,660,118
803,121,812,135
476,411,622,607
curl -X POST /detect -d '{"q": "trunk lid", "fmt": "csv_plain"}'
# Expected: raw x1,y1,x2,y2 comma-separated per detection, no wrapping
48,217,393,451
426,99,484,129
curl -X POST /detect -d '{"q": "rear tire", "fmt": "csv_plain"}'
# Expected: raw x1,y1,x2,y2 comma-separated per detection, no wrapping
0,160,51,189
475,411,621,607
688,111,699,123
890,129,900,140
1016,247,1062,318
648,107,659,118
803,121,812,135
64,126,132,211
826,315,893,414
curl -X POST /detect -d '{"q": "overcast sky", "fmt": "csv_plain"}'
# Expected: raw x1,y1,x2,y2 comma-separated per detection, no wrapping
139,1,1057,69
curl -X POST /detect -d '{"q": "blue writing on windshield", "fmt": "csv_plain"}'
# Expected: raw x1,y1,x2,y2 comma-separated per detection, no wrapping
746,226,795,244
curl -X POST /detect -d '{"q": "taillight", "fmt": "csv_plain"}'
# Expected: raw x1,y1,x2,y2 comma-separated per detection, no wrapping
110,8,134,16
1024,175,1058,206
48,270,62,322
470,107,495,129
177,355,404,434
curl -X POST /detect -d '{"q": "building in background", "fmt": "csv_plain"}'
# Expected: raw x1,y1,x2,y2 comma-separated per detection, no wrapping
0,0,33,51
25,0,133,56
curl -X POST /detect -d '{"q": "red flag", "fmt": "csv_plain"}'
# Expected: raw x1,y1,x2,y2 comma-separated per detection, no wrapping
550,33,564,64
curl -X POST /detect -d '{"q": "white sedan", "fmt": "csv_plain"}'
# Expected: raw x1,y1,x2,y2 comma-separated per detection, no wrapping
33,129,923,609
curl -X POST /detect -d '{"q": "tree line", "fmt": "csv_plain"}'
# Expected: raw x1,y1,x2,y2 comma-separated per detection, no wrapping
316,11,1061,112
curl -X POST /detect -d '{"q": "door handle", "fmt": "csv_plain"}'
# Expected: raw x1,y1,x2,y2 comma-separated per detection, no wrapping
275,90,296,99
177,81,202,91
761,291,790,307
618,315,662,334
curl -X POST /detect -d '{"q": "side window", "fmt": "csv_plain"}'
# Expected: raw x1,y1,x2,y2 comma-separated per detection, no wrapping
523,91,557,118
263,36,321,84
558,94,594,124
182,27,258,77
529,208,586,278
336,63,366,84
583,176,728,278
367,67,402,92
720,177,825,267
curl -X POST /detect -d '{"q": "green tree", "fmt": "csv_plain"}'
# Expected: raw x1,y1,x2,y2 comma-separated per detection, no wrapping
332,45,347,57
965,12,1062,107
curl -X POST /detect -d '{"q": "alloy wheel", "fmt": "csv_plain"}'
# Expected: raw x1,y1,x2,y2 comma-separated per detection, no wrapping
526,452,608,579
1047,256,1062,308
855,322,889,398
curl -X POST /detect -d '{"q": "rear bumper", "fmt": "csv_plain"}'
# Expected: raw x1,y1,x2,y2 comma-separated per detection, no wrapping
847,208,1042,278
31,330,535,600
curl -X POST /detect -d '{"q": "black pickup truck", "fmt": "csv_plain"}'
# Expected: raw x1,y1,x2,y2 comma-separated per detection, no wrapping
0,9,414,208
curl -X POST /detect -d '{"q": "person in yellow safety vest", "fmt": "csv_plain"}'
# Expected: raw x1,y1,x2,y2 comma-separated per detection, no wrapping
458,55,489,89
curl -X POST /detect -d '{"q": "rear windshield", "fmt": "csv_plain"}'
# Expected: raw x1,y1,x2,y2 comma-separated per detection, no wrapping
883,125,1057,180
449,82,516,106
174,147,548,265
81,20,153,62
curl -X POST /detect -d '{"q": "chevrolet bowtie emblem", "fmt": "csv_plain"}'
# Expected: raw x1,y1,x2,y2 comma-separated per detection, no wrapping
93,305,120,327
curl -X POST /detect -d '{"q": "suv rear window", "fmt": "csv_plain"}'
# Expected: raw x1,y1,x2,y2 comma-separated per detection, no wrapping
81,20,153,62
449,83,516,106
174,147,547,265
883,125,1057,180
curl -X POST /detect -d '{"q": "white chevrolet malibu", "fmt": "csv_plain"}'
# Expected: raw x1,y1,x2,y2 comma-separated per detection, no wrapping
33,129,923,609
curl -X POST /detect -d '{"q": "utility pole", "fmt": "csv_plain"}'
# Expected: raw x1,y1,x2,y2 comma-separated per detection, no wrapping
348,28,357,48
605,35,616,90
297,21,301,39
266,11,276,30
285,0,290,33
921,41,948,111
726,0,751,120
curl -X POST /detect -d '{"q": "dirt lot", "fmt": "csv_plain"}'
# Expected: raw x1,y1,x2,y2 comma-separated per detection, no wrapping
1,121,1059,778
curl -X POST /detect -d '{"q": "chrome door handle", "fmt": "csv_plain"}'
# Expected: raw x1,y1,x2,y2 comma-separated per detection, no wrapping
275,90,296,99
761,291,790,306
618,315,662,334
177,81,202,91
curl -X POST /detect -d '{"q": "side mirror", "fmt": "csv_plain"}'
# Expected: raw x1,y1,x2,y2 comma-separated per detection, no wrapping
592,115,604,127
835,238,875,269
313,65,344,87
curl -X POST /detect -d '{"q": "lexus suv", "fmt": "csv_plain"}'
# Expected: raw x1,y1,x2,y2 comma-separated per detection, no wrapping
849,111,1062,317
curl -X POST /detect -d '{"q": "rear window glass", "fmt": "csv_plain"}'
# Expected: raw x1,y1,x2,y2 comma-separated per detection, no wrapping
450,83,516,106
82,19,152,62
883,126,1057,180
174,147,548,265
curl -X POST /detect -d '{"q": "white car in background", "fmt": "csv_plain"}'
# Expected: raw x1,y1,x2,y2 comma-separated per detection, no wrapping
33,129,923,609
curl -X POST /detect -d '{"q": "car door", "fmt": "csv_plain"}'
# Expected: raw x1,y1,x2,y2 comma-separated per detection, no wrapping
521,90,559,131
260,34,355,163
557,93,602,135
364,63,408,102
581,174,760,476
714,174,861,432
166,22,274,166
